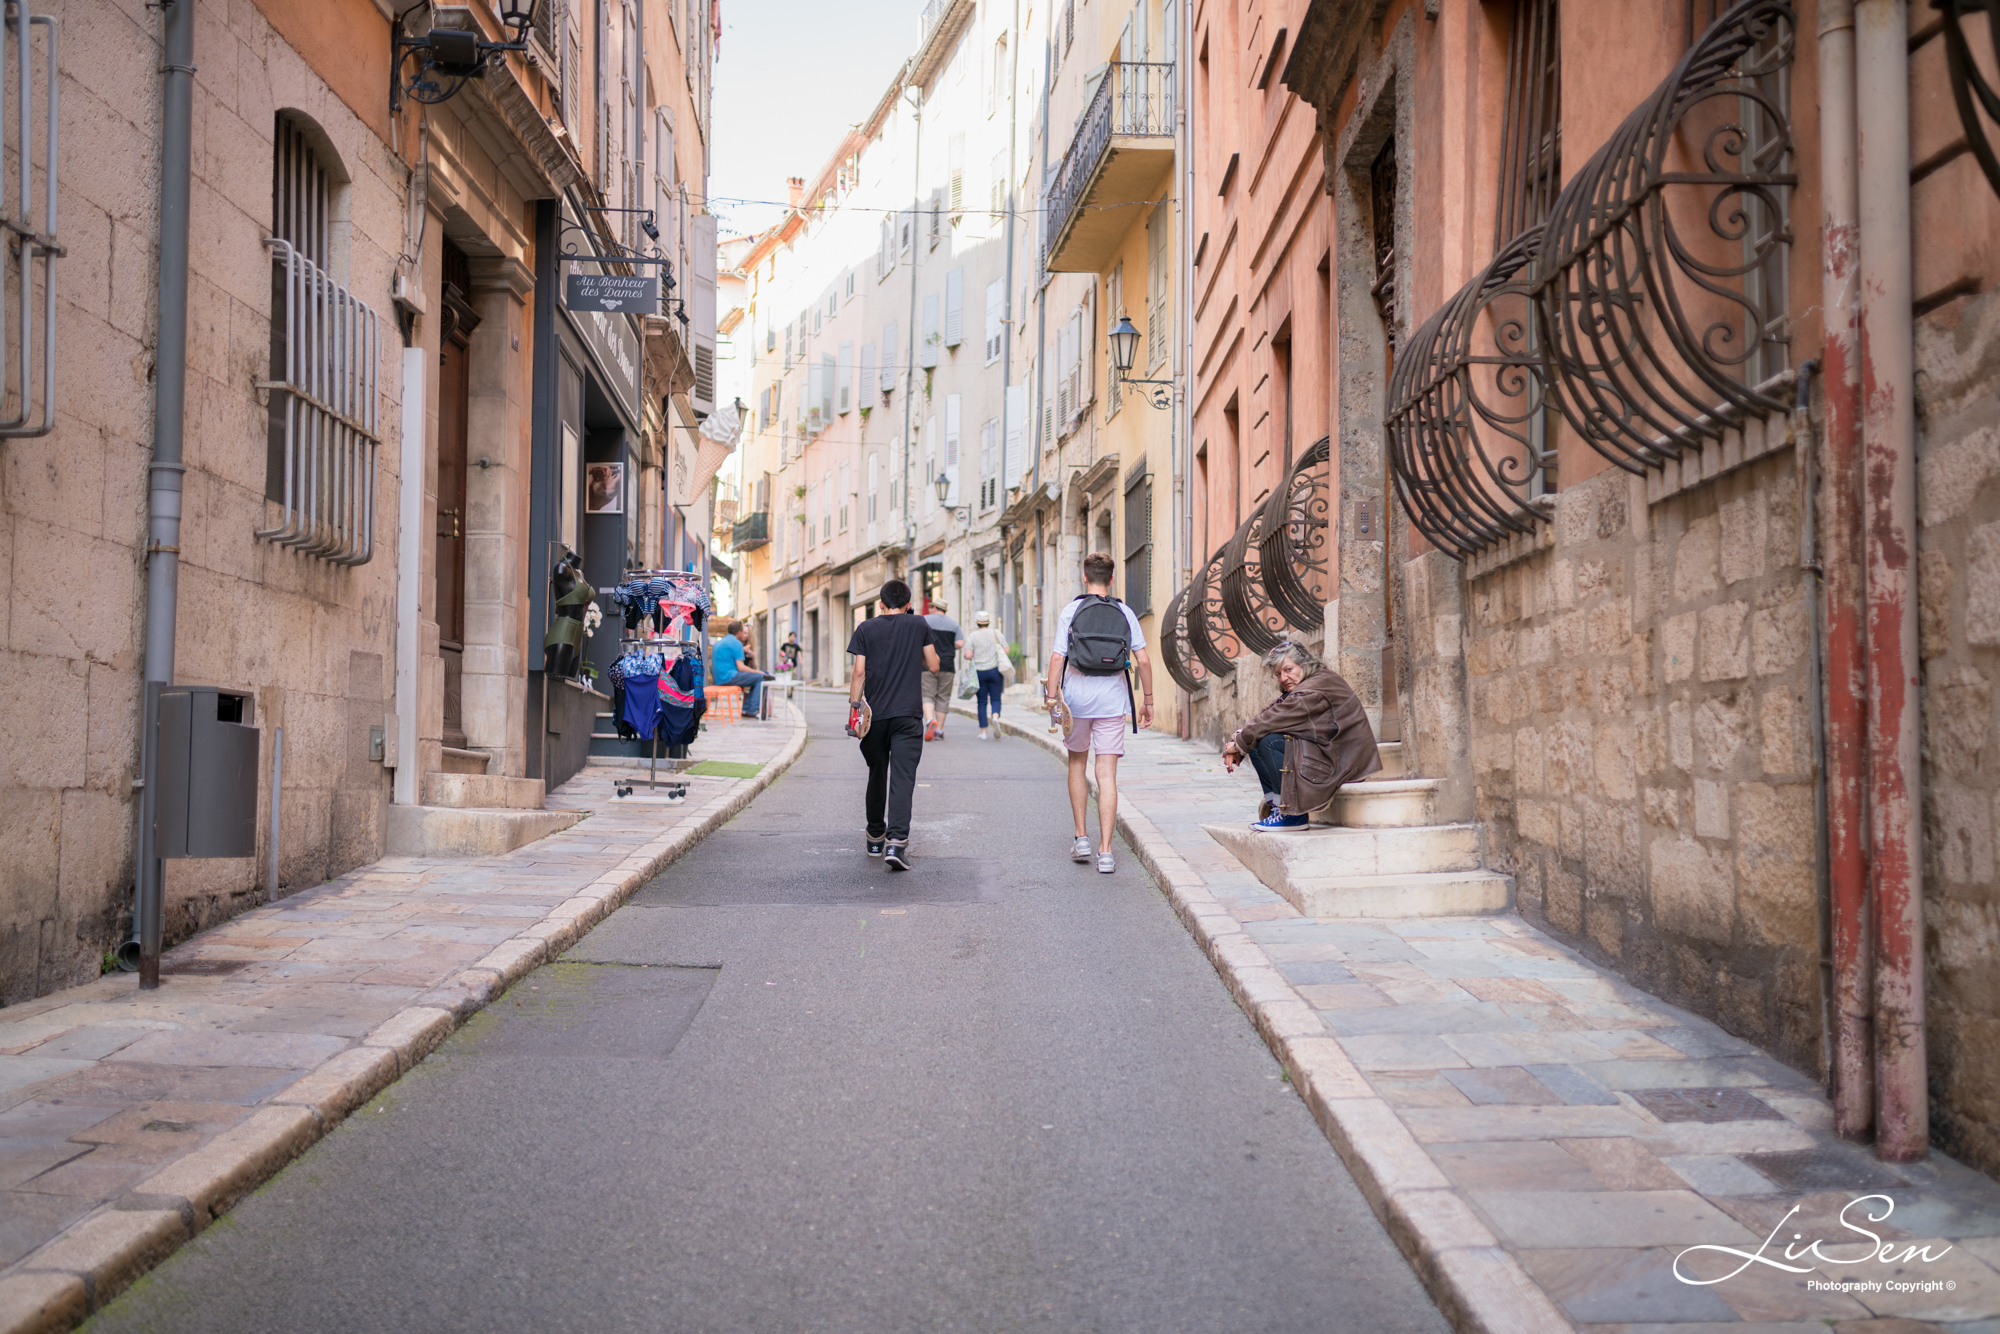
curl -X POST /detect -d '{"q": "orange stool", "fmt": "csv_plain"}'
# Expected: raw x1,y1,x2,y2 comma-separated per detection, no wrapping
706,685,743,724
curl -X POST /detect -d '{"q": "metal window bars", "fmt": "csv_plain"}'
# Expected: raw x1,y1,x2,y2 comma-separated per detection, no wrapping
1937,0,2000,200
0,2,58,440
255,238,382,565
1383,0,1796,561
1042,62,1175,271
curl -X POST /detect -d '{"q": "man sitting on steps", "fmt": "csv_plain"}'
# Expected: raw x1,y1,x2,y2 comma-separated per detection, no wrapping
1222,641,1380,830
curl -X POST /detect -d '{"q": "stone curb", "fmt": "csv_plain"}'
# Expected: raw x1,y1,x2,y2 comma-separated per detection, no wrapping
949,699,1575,1334
0,702,812,1334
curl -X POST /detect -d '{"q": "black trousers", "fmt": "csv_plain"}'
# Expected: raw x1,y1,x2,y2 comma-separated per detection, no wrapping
860,715,925,841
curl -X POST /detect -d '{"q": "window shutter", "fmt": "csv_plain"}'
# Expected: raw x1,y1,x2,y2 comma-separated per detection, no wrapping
690,213,718,415
948,134,965,219
880,321,898,391
1147,206,1169,372
1078,286,1095,407
943,269,964,347
837,340,854,413
990,150,1007,221
984,279,1004,363
943,395,962,507
979,419,999,509
921,293,940,367
820,353,835,423
838,460,850,533
1004,383,1027,487
1056,321,1074,426
860,343,875,401
923,416,938,511
1123,460,1154,616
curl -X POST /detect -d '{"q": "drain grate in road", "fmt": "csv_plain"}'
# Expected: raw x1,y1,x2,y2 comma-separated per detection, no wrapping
1742,1147,1907,1192
1628,1087,1785,1123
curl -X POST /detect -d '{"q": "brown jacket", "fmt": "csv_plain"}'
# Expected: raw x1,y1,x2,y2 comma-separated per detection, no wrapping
1233,668,1381,815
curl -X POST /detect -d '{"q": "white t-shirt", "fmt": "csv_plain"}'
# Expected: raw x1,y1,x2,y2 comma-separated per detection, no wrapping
1052,596,1145,719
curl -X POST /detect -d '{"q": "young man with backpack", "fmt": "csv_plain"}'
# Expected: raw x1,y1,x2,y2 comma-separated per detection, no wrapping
1045,552,1155,873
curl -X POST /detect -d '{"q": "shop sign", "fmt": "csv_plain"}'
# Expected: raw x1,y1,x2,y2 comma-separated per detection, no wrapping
565,272,659,314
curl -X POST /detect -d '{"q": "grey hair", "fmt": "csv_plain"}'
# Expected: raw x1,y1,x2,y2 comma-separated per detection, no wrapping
1262,640,1322,677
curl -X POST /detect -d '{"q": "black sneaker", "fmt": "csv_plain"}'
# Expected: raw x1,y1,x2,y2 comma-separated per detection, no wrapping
883,842,911,871
865,834,885,858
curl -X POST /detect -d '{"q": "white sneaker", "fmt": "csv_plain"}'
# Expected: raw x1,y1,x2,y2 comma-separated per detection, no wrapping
979,728,990,741
1096,851,1115,874
1070,836,1092,863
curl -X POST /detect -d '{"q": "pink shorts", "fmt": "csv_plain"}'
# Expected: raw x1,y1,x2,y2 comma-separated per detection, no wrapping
1064,714,1127,756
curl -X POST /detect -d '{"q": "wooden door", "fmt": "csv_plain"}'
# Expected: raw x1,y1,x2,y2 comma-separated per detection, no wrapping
436,285,477,749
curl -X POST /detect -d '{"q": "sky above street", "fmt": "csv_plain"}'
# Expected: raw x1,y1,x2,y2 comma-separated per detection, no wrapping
710,0,916,239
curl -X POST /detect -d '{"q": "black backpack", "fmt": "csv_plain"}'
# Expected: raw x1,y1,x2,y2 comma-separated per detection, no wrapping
1065,595,1133,675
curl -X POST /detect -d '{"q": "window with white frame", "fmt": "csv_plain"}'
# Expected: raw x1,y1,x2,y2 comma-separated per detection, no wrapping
984,279,1004,364
979,418,999,509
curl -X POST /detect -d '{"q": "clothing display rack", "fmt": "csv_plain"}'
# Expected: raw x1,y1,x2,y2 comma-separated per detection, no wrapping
607,567,709,791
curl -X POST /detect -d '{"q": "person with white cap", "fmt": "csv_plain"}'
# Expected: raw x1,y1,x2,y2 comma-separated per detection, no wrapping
964,609,1011,741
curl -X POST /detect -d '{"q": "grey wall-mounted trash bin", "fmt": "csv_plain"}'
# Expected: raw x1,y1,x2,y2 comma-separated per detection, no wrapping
155,686,259,859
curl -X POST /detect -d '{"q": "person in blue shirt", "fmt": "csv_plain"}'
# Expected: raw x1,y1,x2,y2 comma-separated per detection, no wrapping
712,620,772,720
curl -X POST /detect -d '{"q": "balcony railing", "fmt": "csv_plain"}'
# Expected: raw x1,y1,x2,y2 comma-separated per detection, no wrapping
731,511,770,551
1043,62,1175,268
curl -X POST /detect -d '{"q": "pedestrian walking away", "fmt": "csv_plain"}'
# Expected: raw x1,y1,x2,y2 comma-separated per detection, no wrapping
1046,552,1155,873
711,620,773,720
965,609,1010,740
920,599,964,741
847,579,939,868
1222,641,1380,830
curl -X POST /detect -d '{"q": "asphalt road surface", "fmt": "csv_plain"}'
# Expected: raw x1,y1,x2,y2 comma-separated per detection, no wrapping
88,692,1447,1334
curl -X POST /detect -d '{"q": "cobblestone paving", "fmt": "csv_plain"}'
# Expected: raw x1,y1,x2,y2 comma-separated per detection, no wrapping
0,717,796,1284
964,698,2000,1332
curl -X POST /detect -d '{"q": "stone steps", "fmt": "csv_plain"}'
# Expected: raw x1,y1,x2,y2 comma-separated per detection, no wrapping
421,772,547,810
1203,820,1483,878
385,805,584,858
1374,739,1406,779
441,745,491,775
1205,821,1511,919
1317,777,1441,828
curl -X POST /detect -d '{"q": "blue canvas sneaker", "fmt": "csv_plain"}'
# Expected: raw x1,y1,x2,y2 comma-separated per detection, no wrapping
1252,812,1311,832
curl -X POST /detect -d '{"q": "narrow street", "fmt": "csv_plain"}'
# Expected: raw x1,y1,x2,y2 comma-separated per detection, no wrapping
84,693,1447,1334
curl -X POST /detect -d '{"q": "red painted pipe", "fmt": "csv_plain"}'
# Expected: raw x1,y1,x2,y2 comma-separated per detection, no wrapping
1856,0,1927,1163
1817,0,1874,1143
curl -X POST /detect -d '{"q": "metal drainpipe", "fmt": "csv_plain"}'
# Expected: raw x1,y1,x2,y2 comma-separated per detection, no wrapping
1816,0,1875,1143
129,0,196,988
901,86,923,580
1855,0,1926,1163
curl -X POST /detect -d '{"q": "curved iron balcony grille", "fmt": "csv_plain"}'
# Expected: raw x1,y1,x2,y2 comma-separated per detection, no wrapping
1384,0,1796,559
1939,0,2000,199
1387,228,1554,560
1537,0,1796,473
1042,62,1176,270
1160,584,1209,693
1221,505,1288,656
1258,438,1333,629
1189,547,1244,678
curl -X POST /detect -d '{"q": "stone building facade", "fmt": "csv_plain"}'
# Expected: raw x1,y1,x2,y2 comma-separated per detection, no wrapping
1164,0,2000,1172
1,0,717,1005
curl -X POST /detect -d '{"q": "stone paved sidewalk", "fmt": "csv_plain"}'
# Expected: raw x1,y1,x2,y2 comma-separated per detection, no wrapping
957,697,2000,1334
0,705,806,1332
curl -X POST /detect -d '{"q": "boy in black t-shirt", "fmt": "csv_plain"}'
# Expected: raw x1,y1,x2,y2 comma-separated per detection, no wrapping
846,579,940,869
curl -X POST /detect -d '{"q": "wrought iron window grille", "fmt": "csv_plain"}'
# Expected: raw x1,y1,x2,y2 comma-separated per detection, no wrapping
1160,584,1209,693
1535,0,1796,473
255,238,382,565
1189,547,1245,678
1384,0,1796,560
1257,438,1331,630
1387,227,1557,559
0,1,57,440
1937,0,2000,199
